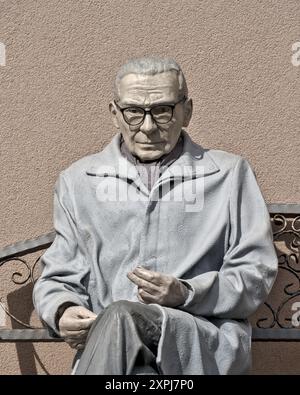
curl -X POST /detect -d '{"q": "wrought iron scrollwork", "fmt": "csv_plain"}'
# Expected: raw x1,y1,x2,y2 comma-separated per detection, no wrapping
255,214,300,329
0,256,43,329
0,232,55,330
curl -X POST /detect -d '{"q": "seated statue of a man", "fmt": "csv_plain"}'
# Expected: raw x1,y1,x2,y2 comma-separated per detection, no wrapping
33,56,278,375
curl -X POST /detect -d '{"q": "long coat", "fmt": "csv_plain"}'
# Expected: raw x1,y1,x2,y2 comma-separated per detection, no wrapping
33,131,278,374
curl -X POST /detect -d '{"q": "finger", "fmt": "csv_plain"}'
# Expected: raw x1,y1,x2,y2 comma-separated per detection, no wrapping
66,340,85,350
137,291,144,303
64,335,87,344
138,288,158,304
132,266,164,286
65,339,79,349
63,317,96,331
62,329,89,339
63,306,97,320
127,272,159,294
75,343,85,350
76,310,97,320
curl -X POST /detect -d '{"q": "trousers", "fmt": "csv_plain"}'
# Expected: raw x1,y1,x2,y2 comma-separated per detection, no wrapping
74,300,163,375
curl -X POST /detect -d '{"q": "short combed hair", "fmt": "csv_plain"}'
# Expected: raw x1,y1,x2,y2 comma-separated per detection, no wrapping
114,57,188,100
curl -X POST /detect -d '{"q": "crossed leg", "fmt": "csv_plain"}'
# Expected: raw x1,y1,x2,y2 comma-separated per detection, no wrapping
74,300,163,375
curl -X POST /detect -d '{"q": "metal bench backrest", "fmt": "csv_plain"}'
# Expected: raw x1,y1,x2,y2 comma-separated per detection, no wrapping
0,203,299,342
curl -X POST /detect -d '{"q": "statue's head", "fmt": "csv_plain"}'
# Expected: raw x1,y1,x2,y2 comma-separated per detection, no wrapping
109,57,193,162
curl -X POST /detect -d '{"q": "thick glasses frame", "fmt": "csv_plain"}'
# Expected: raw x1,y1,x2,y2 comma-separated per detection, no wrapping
114,96,186,126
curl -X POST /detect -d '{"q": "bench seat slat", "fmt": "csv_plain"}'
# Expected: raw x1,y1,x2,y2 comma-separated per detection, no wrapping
1,328,300,342
252,328,300,341
0,329,63,342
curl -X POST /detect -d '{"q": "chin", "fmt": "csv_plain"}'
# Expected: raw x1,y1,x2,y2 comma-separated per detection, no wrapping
136,149,165,162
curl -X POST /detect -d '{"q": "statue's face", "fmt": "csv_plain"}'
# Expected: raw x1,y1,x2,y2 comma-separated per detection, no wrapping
110,71,192,161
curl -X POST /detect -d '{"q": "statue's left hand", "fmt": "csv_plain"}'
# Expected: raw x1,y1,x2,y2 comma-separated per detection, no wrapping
127,266,189,307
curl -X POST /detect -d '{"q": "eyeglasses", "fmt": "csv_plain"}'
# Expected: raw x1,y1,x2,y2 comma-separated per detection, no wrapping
114,97,186,126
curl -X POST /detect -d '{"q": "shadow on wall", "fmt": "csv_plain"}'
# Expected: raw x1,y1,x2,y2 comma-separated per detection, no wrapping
7,283,49,375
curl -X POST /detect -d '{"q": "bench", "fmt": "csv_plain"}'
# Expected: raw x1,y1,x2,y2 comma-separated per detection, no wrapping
0,203,300,343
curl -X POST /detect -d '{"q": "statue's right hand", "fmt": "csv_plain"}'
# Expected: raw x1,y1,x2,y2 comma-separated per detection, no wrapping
58,306,97,350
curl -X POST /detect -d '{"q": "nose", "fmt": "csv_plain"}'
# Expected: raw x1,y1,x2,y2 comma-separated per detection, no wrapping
139,112,157,134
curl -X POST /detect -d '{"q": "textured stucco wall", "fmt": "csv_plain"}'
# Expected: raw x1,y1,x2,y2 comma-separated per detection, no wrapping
0,0,299,374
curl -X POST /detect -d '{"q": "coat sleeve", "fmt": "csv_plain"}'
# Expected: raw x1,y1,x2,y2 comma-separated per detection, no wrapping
33,172,91,334
178,158,278,319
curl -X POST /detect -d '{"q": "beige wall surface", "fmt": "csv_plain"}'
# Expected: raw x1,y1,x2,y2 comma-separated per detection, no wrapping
0,0,299,374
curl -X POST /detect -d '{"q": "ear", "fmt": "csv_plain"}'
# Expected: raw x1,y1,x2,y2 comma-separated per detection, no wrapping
182,98,193,127
109,101,120,129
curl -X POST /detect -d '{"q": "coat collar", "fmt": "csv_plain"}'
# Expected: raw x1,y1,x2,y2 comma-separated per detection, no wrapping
86,131,220,184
